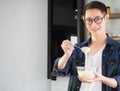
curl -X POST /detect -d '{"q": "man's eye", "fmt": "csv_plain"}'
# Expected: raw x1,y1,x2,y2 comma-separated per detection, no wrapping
95,17,101,21
87,19,92,22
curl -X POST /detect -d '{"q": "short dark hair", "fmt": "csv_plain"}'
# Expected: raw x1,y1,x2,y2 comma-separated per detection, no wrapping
82,1,107,16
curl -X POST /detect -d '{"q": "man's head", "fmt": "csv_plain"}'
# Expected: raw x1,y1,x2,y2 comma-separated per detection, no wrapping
82,1,109,39
82,1,107,16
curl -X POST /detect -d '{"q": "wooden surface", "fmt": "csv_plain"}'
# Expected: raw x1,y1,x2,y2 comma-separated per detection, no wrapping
112,37,120,41
110,13,120,19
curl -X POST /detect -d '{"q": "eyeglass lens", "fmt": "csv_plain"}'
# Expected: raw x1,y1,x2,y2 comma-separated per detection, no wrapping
84,15,106,25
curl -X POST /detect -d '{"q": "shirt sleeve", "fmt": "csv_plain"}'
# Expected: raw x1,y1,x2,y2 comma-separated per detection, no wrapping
53,57,70,76
112,48,120,89
113,67,120,89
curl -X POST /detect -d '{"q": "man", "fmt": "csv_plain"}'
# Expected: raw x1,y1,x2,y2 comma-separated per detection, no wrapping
53,1,120,91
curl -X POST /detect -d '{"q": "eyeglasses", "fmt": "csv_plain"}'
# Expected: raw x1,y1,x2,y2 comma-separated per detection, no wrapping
84,14,106,25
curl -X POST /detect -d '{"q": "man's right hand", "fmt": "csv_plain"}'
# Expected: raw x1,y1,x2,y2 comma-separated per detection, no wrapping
61,39,74,57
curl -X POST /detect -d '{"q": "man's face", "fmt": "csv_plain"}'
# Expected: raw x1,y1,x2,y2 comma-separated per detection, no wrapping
83,8,108,36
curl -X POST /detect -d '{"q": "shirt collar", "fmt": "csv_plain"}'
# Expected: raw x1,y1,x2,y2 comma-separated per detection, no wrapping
80,34,115,47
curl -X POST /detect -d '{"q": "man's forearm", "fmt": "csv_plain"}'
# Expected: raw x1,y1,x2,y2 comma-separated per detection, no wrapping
101,76,118,88
57,54,70,70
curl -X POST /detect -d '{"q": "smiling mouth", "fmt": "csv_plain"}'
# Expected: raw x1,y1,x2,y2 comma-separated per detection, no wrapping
92,28,99,32
93,29,98,32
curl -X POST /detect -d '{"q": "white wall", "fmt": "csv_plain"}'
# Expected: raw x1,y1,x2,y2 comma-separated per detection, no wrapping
51,76,69,91
0,0,50,91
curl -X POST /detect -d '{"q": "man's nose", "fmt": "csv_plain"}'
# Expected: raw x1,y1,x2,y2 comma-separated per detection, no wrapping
91,20,98,27
90,20,98,29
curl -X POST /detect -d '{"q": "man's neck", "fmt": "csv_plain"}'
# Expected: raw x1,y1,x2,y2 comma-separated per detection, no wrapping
91,33,107,45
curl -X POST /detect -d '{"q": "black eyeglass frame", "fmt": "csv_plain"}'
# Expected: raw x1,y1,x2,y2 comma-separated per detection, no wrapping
83,14,106,25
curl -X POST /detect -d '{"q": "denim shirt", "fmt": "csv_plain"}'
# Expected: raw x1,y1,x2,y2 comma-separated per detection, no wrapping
53,36,120,91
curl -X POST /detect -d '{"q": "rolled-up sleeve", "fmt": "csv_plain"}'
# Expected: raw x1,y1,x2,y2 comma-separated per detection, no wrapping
53,57,70,76
113,76,120,90
113,57,120,90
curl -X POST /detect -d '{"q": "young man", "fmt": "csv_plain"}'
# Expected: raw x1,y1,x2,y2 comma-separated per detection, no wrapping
53,1,120,91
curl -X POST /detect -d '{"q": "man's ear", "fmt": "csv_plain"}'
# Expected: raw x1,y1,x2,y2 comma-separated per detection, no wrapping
105,14,110,23
81,15,85,20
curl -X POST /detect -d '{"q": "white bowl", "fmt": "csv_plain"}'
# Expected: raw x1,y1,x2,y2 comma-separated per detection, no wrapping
78,70,95,80
77,66,97,80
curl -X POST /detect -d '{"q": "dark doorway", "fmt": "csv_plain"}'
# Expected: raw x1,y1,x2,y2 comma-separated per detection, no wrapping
48,0,84,79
